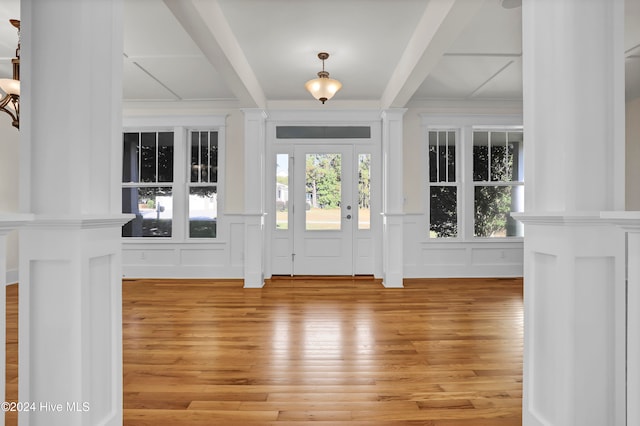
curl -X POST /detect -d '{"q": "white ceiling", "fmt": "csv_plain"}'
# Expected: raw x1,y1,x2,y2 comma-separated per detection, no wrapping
1,0,639,108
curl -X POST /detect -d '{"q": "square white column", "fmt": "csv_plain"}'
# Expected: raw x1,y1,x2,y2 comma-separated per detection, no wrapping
519,0,626,424
242,109,267,288
18,1,130,425
381,109,406,288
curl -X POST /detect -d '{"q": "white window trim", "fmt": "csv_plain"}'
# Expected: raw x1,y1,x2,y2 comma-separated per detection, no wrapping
122,115,226,242
421,114,524,243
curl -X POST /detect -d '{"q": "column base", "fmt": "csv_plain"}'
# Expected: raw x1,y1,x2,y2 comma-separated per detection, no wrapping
514,213,626,426
19,215,131,426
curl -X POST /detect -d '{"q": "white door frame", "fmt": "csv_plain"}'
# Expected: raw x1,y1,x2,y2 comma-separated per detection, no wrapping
265,112,382,278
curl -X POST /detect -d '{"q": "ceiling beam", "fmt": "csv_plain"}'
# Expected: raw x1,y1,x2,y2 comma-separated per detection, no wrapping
163,0,266,109
381,0,487,109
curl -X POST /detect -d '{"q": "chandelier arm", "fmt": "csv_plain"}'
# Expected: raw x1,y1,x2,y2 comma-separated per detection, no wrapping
0,94,19,125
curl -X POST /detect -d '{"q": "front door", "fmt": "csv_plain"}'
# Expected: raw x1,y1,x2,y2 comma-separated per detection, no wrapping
293,145,354,275
270,136,378,277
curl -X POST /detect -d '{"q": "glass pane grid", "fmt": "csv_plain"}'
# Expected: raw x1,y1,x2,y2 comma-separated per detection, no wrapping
122,131,174,184
472,130,524,238
191,131,218,184
429,130,456,184
429,130,457,238
474,130,523,183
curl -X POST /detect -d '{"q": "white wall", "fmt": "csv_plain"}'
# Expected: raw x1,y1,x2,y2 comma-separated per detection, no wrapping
0,119,20,283
224,110,244,214
627,97,640,210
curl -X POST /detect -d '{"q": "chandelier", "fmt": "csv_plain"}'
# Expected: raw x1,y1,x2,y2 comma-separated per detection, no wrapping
305,52,342,104
0,19,20,129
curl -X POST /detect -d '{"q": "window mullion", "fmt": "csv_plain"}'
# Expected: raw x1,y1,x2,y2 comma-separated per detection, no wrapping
137,133,141,183
463,125,474,241
171,126,185,241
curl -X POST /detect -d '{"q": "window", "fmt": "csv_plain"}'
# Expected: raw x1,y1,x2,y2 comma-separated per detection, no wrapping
426,122,524,240
473,130,524,238
122,131,174,237
121,122,224,240
189,131,218,238
428,130,458,238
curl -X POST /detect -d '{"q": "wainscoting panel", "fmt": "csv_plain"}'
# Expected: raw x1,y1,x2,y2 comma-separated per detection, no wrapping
122,215,244,278
403,214,524,278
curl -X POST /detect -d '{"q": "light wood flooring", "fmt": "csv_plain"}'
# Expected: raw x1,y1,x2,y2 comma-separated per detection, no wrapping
5,277,524,425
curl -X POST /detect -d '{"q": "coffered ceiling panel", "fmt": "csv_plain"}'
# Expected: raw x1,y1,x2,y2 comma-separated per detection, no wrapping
470,57,522,100
414,55,521,100
132,56,235,100
123,0,203,57
123,60,179,101
447,0,522,55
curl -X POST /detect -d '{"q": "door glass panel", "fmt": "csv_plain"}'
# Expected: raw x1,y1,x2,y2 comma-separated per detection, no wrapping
305,153,341,231
276,153,289,230
358,154,371,230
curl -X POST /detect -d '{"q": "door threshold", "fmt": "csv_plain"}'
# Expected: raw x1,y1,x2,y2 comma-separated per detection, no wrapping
270,275,376,281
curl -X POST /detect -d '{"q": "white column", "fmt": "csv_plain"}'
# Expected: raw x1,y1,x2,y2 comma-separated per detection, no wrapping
517,1,626,425
381,109,406,288
0,215,32,426
601,212,640,426
19,1,129,425
627,230,640,426
242,109,267,288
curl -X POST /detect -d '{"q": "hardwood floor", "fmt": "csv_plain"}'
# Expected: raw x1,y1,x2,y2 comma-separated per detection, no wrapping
6,277,524,425
5,284,18,426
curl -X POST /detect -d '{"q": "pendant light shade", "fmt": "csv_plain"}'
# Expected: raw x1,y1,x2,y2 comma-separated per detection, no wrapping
305,52,341,104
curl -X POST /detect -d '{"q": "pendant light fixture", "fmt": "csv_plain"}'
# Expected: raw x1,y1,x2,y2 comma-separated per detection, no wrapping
0,19,20,129
305,52,341,104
